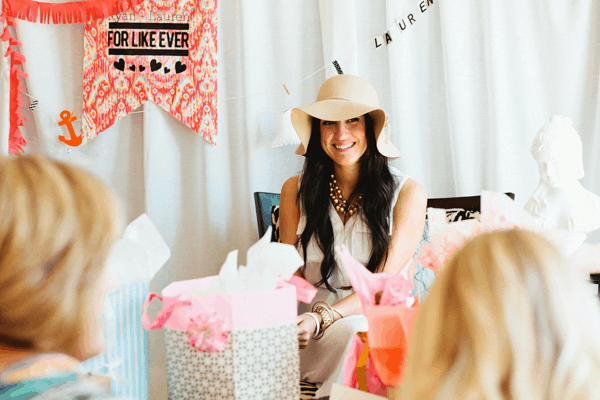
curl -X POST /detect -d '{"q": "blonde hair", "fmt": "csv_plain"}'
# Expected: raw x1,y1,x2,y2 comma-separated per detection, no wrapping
0,155,120,359
401,230,600,400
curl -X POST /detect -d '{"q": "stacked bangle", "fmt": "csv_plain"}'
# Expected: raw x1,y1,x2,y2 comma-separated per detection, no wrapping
312,301,336,339
303,312,321,338
313,301,335,319
332,307,344,319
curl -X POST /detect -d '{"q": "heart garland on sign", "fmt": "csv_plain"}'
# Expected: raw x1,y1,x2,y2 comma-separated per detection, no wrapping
150,59,161,71
113,58,125,71
1,0,147,154
175,61,186,74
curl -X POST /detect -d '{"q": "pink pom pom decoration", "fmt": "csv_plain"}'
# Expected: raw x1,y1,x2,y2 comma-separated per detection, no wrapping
415,191,585,273
186,313,230,353
379,275,413,306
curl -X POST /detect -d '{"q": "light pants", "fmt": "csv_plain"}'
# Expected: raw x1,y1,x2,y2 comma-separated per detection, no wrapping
300,314,369,398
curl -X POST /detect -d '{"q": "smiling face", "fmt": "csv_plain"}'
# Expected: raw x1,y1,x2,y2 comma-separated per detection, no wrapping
320,115,368,167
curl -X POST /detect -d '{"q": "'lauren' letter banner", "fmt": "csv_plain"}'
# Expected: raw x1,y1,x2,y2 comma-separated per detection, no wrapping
82,0,217,145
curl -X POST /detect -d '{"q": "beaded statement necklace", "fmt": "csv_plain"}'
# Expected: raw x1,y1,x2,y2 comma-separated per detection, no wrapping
329,174,362,218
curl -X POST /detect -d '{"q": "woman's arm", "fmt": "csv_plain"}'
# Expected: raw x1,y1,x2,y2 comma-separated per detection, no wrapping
280,175,302,277
280,175,300,246
281,175,318,348
381,178,428,274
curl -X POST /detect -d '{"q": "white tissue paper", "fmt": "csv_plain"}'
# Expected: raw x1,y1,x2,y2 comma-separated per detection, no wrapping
104,213,171,285
191,226,304,295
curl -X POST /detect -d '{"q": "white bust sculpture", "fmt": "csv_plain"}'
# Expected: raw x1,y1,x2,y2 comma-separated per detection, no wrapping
524,116,600,234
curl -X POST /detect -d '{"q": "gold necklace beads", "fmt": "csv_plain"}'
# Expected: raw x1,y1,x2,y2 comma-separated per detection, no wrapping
329,174,362,216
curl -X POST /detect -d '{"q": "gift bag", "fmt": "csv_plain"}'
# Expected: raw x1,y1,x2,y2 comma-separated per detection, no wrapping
338,246,419,393
343,332,387,395
81,282,150,400
80,213,171,400
361,302,419,387
143,275,315,400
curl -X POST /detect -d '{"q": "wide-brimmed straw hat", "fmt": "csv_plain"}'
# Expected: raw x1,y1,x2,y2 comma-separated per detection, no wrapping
291,74,402,159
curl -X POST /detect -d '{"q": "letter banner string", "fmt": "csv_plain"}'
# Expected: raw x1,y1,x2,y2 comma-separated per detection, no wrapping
224,0,436,105
1,0,147,154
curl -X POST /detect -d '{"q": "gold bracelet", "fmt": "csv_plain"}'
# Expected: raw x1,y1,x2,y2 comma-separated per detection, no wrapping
302,312,321,338
313,301,335,321
312,302,335,335
312,307,326,340
332,307,344,319
314,306,333,334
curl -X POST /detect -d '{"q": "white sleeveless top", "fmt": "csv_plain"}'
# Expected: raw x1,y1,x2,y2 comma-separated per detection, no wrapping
296,166,410,306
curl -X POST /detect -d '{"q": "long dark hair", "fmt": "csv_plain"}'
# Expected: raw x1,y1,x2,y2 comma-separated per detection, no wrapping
297,114,397,292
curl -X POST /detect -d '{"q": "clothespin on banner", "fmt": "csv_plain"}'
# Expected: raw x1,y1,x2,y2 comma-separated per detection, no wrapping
283,84,290,110
332,60,343,75
24,93,38,111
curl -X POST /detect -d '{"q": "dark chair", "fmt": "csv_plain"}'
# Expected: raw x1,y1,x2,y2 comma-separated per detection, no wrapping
253,192,281,241
590,273,600,299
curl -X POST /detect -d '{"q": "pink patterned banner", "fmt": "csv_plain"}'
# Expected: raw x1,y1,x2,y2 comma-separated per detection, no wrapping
82,0,217,146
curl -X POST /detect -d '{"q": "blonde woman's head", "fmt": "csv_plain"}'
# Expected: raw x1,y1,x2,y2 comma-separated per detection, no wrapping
401,229,600,400
0,155,120,360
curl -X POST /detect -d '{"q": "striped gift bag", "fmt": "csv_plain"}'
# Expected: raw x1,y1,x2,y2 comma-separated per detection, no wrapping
82,281,150,400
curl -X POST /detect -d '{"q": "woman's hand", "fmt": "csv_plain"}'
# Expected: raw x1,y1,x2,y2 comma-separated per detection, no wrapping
297,313,318,349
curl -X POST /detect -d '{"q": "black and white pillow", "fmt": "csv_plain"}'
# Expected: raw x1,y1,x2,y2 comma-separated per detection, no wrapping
445,208,480,223
271,205,280,242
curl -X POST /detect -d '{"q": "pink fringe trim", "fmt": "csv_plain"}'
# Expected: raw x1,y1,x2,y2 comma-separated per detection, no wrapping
1,12,26,154
4,0,146,24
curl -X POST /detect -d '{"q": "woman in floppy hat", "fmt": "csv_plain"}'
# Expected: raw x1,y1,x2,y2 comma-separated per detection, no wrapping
279,74,427,397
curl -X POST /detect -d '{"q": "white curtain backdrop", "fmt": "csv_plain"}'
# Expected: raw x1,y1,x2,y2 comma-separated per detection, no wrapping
1,1,599,399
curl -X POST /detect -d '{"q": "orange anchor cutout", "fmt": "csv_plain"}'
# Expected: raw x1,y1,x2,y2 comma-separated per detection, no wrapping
58,110,82,147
